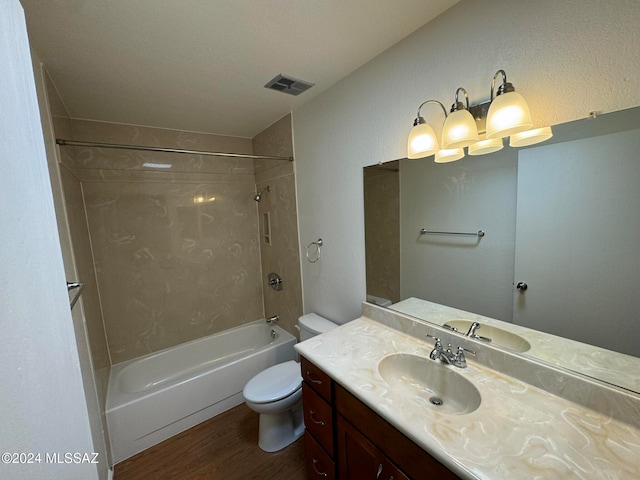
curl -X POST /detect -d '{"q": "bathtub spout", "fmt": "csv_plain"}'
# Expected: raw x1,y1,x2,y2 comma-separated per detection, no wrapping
266,315,279,325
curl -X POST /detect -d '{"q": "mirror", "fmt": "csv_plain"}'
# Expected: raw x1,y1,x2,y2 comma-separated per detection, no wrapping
364,106,640,393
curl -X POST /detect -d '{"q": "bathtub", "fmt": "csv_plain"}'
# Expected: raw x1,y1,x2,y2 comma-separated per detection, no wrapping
106,320,297,464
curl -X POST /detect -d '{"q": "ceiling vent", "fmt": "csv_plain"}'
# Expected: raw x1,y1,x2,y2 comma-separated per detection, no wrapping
264,74,314,96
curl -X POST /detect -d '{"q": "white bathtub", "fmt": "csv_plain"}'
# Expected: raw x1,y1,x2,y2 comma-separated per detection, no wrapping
106,320,297,464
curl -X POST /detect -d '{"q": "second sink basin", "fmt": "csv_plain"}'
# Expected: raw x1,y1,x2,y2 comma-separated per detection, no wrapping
444,320,531,353
378,354,481,415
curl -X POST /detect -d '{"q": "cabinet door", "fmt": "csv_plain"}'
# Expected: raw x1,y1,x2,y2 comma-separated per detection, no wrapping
338,415,409,480
335,385,458,480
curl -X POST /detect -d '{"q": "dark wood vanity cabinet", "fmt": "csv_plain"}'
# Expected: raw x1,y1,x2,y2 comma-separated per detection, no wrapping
337,415,409,480
301,356,459,480
301,356,337,479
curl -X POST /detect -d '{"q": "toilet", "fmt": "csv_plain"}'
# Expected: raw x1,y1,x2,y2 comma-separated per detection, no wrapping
242,313,339,452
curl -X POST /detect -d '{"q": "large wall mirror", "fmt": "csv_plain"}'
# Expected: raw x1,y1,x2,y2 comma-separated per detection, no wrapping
364,106,640,393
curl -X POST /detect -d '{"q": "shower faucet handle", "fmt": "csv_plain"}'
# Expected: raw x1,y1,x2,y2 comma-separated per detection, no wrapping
267,272,283,291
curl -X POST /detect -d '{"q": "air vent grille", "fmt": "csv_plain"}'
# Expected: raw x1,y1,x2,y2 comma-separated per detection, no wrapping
265,74,314,96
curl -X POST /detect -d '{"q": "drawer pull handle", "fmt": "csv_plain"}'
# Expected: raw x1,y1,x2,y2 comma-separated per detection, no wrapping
312,458,328,477
309,410,325,426
376,464,383,479
306,371,323,384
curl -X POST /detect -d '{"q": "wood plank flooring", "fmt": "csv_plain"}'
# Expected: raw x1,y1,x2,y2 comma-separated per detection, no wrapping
113,403,309,480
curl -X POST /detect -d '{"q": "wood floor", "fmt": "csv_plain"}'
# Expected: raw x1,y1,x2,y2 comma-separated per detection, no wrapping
113,403,309,480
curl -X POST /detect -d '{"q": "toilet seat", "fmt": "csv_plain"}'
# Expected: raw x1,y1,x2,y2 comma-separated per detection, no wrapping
243,360,301,404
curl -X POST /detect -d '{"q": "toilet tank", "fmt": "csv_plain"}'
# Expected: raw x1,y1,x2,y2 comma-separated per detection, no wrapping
298,313,338,341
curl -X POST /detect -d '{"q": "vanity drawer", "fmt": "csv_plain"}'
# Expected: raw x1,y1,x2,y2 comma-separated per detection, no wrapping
304,431,336,480
303,384,334,455
301,356,332,401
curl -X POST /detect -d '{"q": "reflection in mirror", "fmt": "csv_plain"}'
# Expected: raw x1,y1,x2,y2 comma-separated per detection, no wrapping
364,161,400,306
363,106,640,393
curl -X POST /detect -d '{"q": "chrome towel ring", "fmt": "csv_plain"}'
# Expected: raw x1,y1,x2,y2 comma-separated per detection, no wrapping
306,239,323,263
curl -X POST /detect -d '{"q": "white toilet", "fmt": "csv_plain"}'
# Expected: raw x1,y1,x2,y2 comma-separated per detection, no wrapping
242,313,338,452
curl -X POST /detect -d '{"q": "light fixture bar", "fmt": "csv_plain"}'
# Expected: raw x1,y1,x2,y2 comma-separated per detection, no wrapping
467,101,491,135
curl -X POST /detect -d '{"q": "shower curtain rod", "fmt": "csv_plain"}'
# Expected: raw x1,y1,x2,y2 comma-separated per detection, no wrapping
55,139,294,162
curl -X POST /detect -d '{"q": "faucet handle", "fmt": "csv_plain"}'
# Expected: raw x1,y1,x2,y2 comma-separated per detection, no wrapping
426,334,442,360
454,346,476,368
425,333,441,346
457,346,476,356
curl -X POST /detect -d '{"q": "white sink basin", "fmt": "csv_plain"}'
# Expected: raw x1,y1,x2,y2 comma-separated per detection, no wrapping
444,320,531,353
378,354,481,415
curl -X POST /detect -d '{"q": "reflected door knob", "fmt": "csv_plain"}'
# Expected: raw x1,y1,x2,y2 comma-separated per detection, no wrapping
516,282,528,292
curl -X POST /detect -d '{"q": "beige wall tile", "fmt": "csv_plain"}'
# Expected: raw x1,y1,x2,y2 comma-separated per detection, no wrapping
55,115,299,363
59,166,111,371
253,114,293,174
83,180,263,363
61,119,255,176
363,163,400,303
253,114,303,338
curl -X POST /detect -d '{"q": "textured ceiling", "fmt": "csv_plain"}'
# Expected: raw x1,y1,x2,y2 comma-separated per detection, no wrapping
20,0,459,138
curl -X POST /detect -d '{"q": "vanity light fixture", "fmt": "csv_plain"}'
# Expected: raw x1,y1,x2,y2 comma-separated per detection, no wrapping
435,148,465,163
468,137,504,156
485,69,533,139
509,126,554,147
441,88,479,149
406,69,552,162
407,100,448,159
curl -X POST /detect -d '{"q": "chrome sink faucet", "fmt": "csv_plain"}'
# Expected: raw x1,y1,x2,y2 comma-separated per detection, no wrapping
464,321,492,343
266,315,279,325
465,321,481,337
426,334,475,368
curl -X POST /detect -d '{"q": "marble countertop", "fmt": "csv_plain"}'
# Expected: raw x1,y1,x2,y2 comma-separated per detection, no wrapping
390,297,640,393
295,316,640,480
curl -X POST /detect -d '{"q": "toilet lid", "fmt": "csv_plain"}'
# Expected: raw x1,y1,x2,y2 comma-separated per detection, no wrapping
243,360,302,404
299,313,338,335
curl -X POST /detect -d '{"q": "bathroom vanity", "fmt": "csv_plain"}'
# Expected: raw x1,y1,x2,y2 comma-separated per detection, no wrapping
295,304,640,479
301,356,456,479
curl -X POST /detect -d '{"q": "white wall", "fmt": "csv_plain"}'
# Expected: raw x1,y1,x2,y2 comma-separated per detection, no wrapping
0,1,99,479
293,0,640,323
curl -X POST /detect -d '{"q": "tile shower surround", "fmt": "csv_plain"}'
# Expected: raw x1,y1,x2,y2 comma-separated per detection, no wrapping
364,162,400,304
253,115,303,338
58,116,301,364
82,179,264,362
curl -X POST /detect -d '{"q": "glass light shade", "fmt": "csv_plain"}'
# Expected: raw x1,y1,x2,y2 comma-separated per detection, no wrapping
442,109,479,149
509,126,553,147
486,91,533,139
407,123,439,159
468,138,504,156
434,148,465,163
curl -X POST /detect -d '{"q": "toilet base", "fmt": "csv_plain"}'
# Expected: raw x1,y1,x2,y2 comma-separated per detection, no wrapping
257,401,304,452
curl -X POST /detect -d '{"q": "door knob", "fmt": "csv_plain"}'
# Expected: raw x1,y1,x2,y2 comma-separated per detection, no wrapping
516,282,528,292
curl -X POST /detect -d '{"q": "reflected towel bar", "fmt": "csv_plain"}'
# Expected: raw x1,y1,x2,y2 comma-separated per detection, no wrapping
419,229,485,237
